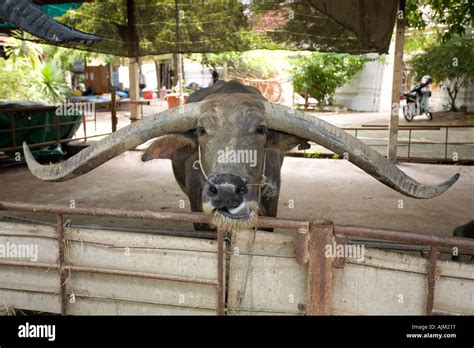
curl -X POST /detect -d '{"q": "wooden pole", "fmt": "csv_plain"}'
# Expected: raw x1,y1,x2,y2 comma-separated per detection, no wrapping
128,57,140,122
387,0,406,162
126,0,141,122
175,0,184,105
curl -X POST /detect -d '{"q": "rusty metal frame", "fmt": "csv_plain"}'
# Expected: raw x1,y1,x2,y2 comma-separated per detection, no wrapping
0,201,473,316
343,124,474,163
0,107,98,153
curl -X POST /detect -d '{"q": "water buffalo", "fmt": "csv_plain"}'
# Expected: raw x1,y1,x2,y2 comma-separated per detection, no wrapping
23,81,460,231
0,0,100,44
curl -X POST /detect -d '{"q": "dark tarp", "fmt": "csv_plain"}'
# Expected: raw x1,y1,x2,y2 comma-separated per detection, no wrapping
3,0,399,56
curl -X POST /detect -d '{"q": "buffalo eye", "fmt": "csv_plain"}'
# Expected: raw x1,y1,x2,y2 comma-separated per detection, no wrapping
195,127,207,136
256,125,267,134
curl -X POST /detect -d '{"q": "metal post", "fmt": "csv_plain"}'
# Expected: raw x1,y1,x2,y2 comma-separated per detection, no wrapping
307,219,334,315
56,214,68,315
11,112,16,149
387,0,406,161
444,127,449,160
296,228,309,265
111,88,117,132
407,129,412,159
55,108,61,144
82,107,87,142
217,228,225,315
426,246,438,315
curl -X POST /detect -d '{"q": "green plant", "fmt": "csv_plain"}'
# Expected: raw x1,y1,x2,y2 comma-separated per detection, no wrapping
0,58,32,100
32,62,70,103
3,31,43,69
291,53,371,108
406,0,473,42
408,35,474,111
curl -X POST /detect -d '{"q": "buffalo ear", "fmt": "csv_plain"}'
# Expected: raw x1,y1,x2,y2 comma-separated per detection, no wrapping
141,133,197,162
266,130,310,152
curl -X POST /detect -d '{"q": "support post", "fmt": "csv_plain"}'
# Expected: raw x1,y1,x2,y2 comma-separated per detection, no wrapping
387,0,406,161
217,228,225,315
307,219,334,315
57,214,68,315
111,88,117,132
154,60,161,91
128,58,141,122
175,0,184,105
426,246,438,315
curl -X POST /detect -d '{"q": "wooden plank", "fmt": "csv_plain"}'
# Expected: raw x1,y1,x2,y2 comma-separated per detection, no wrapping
0,289,60,314
69,297,215,315
0,221,56,239
66,228,218,280
68,272,217,310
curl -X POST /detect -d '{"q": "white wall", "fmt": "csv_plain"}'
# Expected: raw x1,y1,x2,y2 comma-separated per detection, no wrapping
118,63,157,90
334,42,395,112
334,38,474,113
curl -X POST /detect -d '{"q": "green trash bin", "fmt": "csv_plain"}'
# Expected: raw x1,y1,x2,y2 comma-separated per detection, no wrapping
0,101,84,162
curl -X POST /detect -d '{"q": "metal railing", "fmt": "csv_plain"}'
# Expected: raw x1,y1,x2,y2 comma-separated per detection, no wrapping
0,99,151,155
0,201,473,316
343,124,474,163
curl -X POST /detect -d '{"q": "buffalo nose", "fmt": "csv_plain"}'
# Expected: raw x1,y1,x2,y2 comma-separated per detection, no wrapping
206,174,248,209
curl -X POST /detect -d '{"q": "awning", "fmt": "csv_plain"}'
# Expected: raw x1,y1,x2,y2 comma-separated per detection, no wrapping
1,0,399,56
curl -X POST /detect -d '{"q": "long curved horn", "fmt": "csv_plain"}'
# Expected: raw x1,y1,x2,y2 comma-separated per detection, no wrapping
0,0,101,44
23,104,201,182
264,103,459,199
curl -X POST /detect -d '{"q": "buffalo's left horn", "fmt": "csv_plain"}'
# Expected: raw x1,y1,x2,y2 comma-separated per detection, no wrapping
0,0,101,44
265,103,459,199
23,104,201,181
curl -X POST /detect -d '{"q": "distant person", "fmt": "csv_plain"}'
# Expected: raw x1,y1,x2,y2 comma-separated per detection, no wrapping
211,68,219,85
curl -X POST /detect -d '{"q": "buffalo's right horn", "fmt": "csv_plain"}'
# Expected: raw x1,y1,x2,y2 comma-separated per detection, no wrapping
23,103,201,182
265,102,459,199
0,0,101,44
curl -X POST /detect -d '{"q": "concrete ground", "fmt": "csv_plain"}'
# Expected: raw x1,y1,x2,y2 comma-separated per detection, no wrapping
0,152,471,237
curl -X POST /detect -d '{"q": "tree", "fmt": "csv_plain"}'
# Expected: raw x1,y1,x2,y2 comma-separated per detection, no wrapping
291,53,371,109
1,35,69,103
408,35,474,111
406,0,473,41
56,0,257,57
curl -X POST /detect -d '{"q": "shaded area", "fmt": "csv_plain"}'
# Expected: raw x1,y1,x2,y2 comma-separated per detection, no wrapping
2,0,399,56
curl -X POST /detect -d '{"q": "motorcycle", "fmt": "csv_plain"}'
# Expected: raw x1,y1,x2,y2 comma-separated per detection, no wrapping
400,75,433,122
